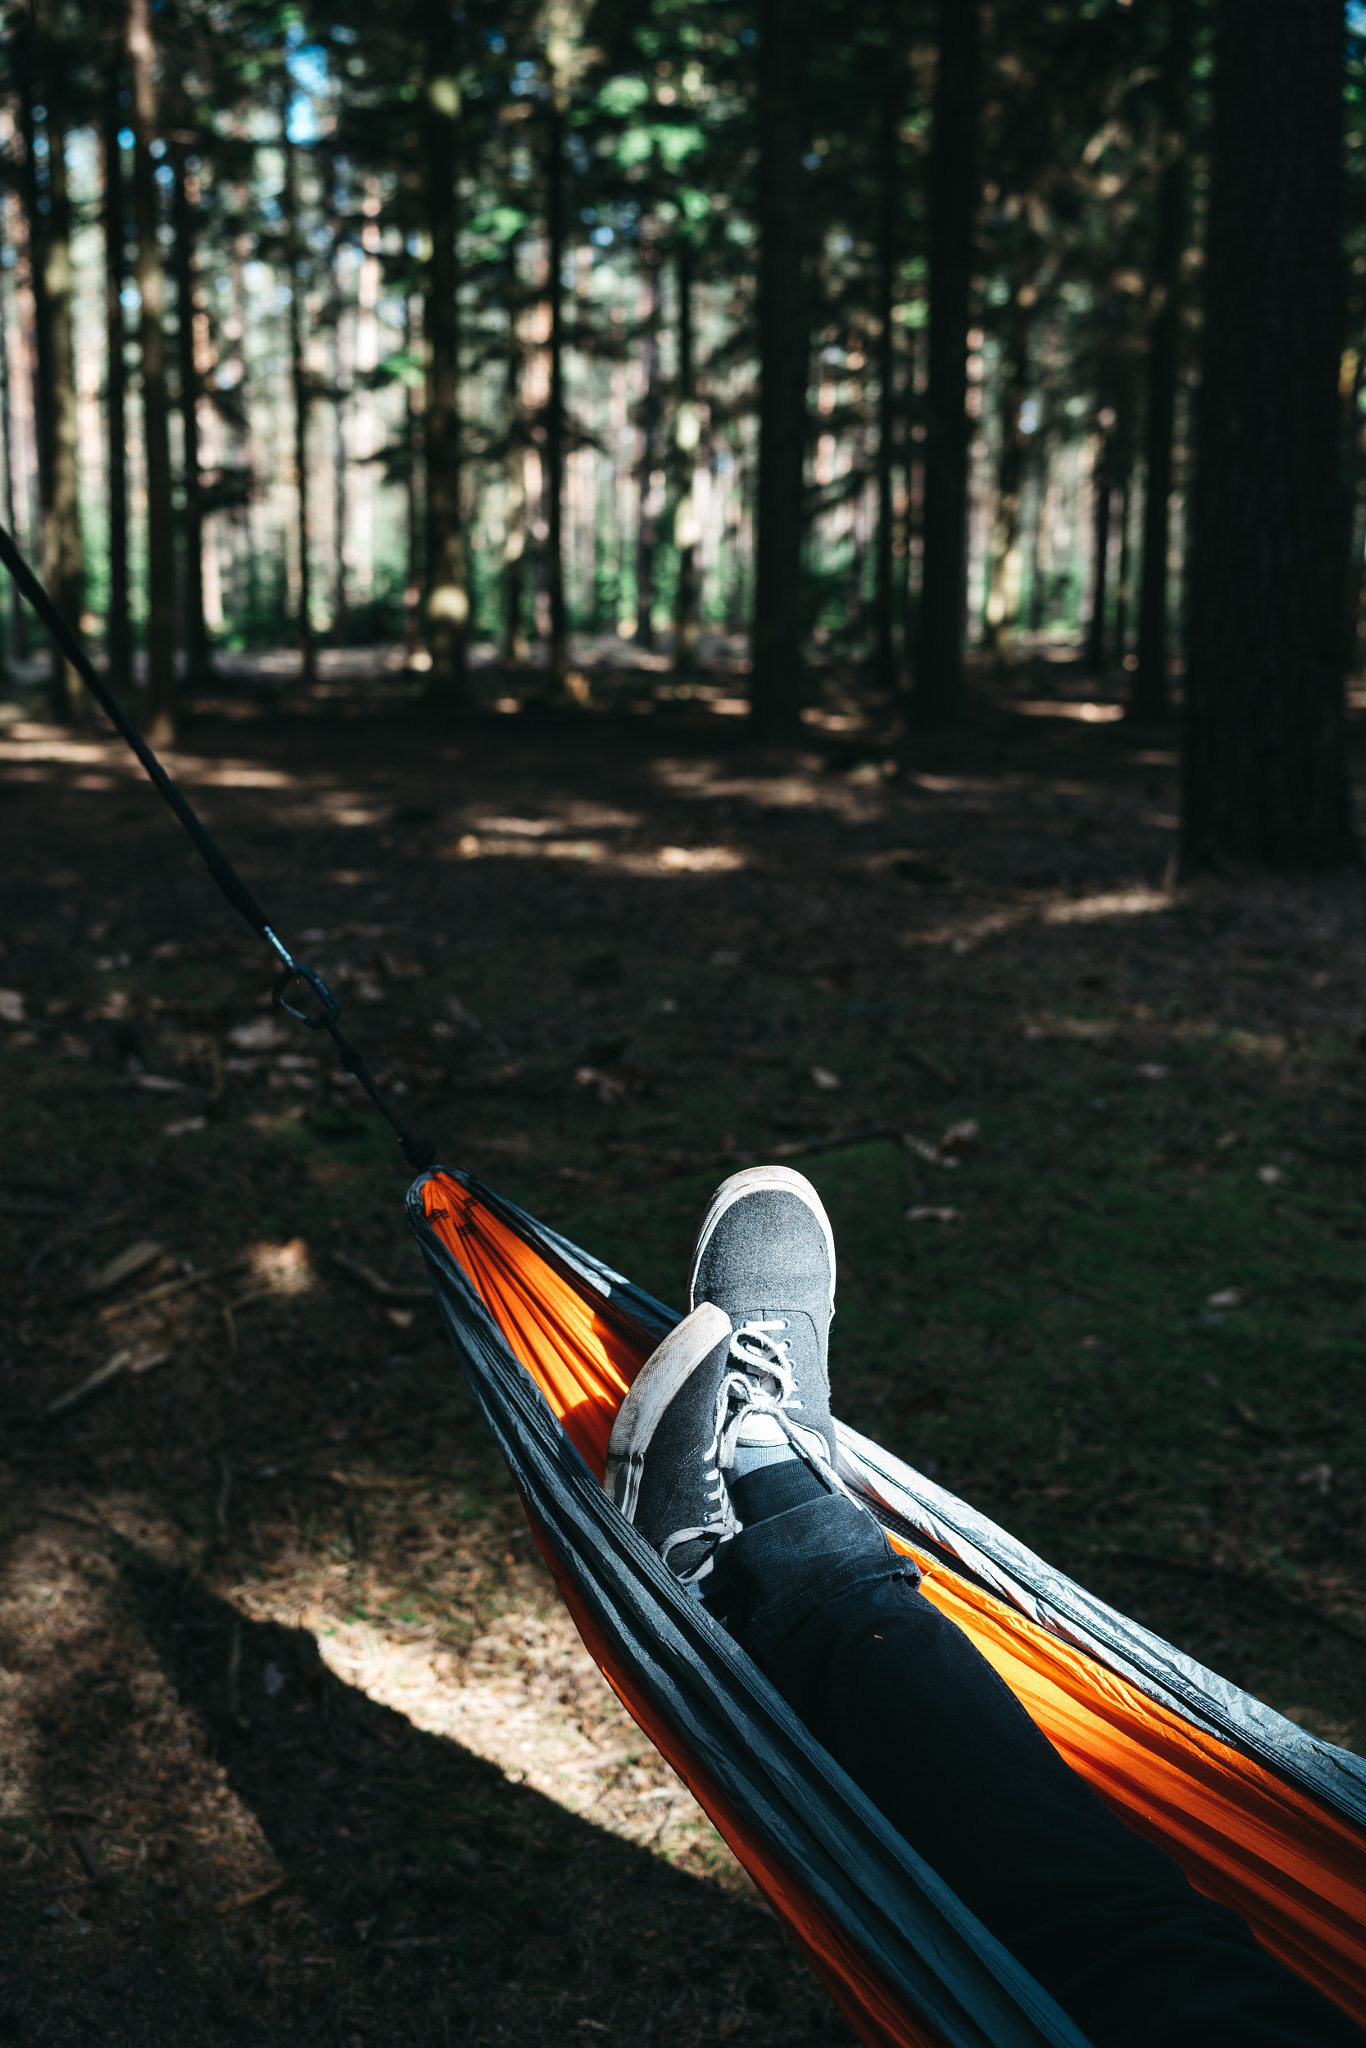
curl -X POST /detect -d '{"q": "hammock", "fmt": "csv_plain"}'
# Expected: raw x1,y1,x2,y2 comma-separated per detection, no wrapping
5,526,1364,2048
410,1166,1366,2048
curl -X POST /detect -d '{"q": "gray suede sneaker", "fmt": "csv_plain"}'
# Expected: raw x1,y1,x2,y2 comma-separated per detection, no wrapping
687,1166,838,1468
605,1303,752,1590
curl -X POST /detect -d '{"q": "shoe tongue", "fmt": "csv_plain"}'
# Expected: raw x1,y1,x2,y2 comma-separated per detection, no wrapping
735,1410,787,1448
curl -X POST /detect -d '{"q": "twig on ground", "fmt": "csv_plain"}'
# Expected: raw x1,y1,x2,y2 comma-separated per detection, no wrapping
1054,1274,1184,1340
33,1504,107,1532
100,1251,252,1321
66,1828,114,1890
215,1875,286,1916
332,1251,429,1303
45,1344,172,1419
771,1124,902,1163
227,1618,250,1730
215,1453,233,1535
901,1044,958,1089
76,1239,166,1302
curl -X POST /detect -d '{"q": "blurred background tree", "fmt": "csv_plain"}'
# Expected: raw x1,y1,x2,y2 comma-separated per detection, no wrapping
0,0,1359,863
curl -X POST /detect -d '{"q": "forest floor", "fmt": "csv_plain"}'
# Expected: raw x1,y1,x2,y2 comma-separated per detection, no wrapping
2,639,1366,2047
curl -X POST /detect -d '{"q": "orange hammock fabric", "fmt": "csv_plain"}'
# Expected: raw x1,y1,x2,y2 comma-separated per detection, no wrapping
421,1172,1366,2040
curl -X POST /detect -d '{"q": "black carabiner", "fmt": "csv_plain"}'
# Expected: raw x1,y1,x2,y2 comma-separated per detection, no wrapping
273,962,342,1029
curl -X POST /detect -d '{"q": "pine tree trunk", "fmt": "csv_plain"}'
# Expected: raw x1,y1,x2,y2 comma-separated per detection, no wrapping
503,324,528,667
128,0,175,739
0,190,28,664
672,241,700,675
423,16,467,702
983,289,1032,665
102,74,130,690
1132,0,1192,722
634,253,659,650
171,148,208,687
872,57,901,696
1085,420,1114,675
282,121,315,687
752,0,807,742
545,96,569,689
21,29,83,721
912,0,979,727
1182,0,1351,872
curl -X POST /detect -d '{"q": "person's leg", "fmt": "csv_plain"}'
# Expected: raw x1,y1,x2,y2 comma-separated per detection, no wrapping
725,1472,1363,2048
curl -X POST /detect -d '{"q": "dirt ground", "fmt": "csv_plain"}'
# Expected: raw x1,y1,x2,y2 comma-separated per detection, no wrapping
2,643,1365,2046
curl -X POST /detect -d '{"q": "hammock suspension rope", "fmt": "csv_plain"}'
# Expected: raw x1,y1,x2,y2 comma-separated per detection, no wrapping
0,521,435,1170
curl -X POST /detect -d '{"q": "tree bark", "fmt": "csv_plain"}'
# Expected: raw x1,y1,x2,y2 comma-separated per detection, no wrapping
544,94,569,689
21,25,83,720
423,14,467,702
983,287,1033,665
171,147,208,687
502,319,528,667
1132,0,1193,722
1182,0,1351,872
751,0,807,741
281,117,315,687
911,0,979,727
128,0,175,738
102,70,130,690
634,250,660,650
672,239,700,674
0,191,27,664
872,52,902,694
1084,423,1114,675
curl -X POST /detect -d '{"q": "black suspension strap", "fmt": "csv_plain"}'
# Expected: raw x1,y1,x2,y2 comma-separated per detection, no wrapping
0,522,435,1170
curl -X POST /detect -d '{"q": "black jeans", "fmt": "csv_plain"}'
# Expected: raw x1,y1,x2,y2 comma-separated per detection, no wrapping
721,1492,1363,2048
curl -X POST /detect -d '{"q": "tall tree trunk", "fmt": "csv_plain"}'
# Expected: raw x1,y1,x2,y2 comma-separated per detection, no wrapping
423,21,467,701
872,52,902,694
545,95,569,688
102,70,130,689
128,0,175,738
672,239,700,674
0,194,27,664
752,0,807,741
1084,415,1114,674
983,286,1033,665
1182,0,1351,872
911,0,979,727
1025,430,1050,634
634,251,659,649
502,320,528,666
282,119,315,686
21,31,83,719
1132,0,1193,722
171,147,208,687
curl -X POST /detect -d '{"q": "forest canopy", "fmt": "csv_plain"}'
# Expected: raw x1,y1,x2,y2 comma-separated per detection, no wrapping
0,0,1361,867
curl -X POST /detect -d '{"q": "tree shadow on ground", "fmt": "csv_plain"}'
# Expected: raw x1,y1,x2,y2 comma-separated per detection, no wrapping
0,1542,851,2048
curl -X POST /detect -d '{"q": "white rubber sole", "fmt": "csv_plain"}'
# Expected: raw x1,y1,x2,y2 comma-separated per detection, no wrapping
686,1165,837,1316
605,1301,731,1521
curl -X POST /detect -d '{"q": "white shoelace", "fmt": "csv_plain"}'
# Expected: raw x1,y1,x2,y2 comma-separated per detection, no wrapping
660,1320,848,1584
658,1366,754,1583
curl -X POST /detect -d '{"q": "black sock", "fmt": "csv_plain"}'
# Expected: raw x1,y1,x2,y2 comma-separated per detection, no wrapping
730,1458,827,1526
